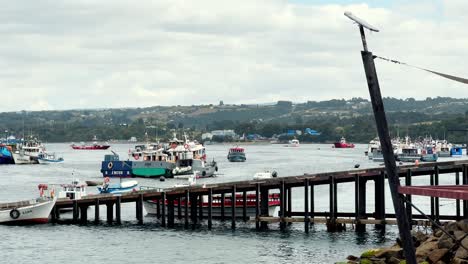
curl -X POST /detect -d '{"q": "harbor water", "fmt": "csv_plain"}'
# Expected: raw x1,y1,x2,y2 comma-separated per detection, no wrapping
0,143,462,263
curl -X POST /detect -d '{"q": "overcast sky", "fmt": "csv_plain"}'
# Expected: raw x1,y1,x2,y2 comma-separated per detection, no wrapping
1,0,467,111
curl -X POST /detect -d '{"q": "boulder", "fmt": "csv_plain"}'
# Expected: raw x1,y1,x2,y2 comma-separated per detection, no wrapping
413,230,429,244
455,247,468,260
347,255,359,261
457,220,468,233
386,256,401,264
416,241,438,258
439,233,456,249
447,222,460,233
452,257,468,264
428,248,449,263
455,230,468,242
374,248,403,259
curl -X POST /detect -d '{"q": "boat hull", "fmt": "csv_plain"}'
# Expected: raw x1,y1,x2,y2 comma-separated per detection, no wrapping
334,143,355,148
12,153,39,164
101,160,133,177
98,185,137,194
132,161,175,178
421,154,438,162
227,153,246,162
0,198,55,225
143,201,278,218
72,145,110,150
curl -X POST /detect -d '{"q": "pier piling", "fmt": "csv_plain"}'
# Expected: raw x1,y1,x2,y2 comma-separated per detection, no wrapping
242,191,247,222
116,196,121,225
304,179,310,233
208,188,213,230
374,172,386,229
161,192,166,227
280,181,286,231
231,186,236,229
94,198,99,224
80,205,87,224
167,196,174,228
260,186,269,230
405,170,412,225
220,193,225,221
255,183,260,230
184,190,189,229
106,202,113,224
73,200,79,223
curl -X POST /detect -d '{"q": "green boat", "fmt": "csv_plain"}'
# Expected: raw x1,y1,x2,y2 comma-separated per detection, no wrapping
131,162,174,178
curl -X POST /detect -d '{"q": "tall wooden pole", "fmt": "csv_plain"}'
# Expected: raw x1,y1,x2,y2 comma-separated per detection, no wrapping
358,25,416,263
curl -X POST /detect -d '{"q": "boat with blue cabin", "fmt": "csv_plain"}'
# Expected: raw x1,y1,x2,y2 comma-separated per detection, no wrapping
37,152,64,164
98,178,138,194
0,145,15,164
451,146,463,157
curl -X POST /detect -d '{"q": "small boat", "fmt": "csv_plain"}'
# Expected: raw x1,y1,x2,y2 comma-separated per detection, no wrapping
57,180,87,200
0,186,56,224
98,178,138,194
397,147,420,162
371,149,384,162
143,193,280,218
12,137,45,164
227,147,246,162
71,142,110,150
0,145,15,164
284,139,300,147
451,146,463,157
334,137,355,148
173,172,198,188
253,171,278,180
37,152,64,164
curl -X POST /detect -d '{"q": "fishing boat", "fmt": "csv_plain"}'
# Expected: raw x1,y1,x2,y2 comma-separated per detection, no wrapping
366,138,380,158
12,137,44,164
37,152,64,164
420,147,438,162
0,186,56,224
397,147,420,162
451,146,463,157
56,180,87,200
227,147,246,162
284,139,300,147
370,149,384,162
0,145,15,164
98,178,138,194
71,142,110,150
333,137,355,148
143,193,280,218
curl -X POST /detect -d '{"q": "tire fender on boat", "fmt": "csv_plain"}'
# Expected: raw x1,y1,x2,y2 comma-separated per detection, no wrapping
10,209,20,219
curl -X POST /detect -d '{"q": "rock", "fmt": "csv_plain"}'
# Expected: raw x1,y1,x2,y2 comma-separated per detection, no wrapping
435,261,446,264
452,257,468,264
360,249,379,258
374,248,403,259
458,220,468,233
358,258,372,264
347,255,359,261
413,230,429,244
439,233,456,249
447,222,460,233
435,229,444,237
386,257,401,264
428,248,449,263
455,230,468,241
455,247,468,259
368,257,386,264
416,241,438,258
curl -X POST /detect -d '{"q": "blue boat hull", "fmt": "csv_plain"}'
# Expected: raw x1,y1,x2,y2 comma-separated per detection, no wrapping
101,160,133,177
0,146,14,164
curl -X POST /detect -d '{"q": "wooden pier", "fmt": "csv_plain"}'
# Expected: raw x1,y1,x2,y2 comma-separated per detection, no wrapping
51,160,468,232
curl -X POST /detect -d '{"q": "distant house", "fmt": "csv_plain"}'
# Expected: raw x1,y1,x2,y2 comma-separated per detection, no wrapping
202,133,213,140
211,130,238,139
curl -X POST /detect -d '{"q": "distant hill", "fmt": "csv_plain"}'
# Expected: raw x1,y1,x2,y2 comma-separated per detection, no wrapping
2,97,468,143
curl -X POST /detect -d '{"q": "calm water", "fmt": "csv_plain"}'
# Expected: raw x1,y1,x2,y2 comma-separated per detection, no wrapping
0,143,463,263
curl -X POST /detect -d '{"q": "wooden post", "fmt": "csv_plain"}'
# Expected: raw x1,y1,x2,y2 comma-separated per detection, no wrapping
167,196,174,228
328,176,336,232
260,186,269,230
434,166,440,222
198,194,203,221
255,183,260,230
304,178,310,233
50,206,57,223
54,205,60,221
374,172,385,229
231,185,236,230
430,173,435,219
80,205,88,224
184,190,189,229
73,200,79,223
190,192,197,229
208,188,213,230
177,197,182,220
161,192,166,227
94,198,99,224
356,176,366,232
116,196,121,225
463,165,468,218
405,169,412,225
310,183,314,224
287,186,292,219
138,194,144,225
361,48,416,263
456,171,461,220
106,202,113,224
156,198,161,219
242,191,247,222
280,181,286,231
220,192,225,221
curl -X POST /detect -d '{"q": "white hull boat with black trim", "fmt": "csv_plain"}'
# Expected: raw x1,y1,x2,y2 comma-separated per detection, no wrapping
0,197,56,224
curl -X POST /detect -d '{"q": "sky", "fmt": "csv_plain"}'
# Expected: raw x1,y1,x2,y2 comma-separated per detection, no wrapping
0,0,467,111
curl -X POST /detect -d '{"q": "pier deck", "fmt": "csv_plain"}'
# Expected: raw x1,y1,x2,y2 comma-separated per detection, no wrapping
51,159,468,231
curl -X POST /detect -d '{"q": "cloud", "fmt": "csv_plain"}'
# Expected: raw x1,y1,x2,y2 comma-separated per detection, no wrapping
0,0,467,111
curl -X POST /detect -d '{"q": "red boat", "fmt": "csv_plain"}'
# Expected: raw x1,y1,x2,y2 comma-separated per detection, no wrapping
71,142,110,150
333,137,355,148
144,193,280,218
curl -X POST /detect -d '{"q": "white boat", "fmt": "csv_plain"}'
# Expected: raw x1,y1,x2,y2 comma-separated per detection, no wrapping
0,191,56,224
38,152,64,164
98,179,138,194
253,171,278,180
12,138,45,164
173,172,198,188
284,139,299,147
57,180,87,200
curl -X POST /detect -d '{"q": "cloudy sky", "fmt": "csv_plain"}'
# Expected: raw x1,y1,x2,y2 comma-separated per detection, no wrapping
1,0,467,111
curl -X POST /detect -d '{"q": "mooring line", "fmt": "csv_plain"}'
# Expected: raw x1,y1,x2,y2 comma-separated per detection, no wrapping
374,55,468,85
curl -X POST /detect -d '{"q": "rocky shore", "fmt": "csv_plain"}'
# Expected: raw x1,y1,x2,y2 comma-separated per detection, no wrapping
338,220,468,264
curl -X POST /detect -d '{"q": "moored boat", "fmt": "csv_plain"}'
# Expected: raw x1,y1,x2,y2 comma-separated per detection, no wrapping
397,147,420,162
227,147,246,162
98,178,138,194
420,147,438,162
37,152,64,164
0,186,56,224
0,145,15,164
334,137,355,148
253,171,278,180
143,193,280,218
284,139,300,147
12,137,44,164
451,146,463,157
71,142,110,150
